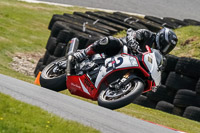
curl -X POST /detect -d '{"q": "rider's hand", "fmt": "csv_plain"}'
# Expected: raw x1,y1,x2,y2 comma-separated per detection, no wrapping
127,39,141,53
126,28,141,53
73,50,87,62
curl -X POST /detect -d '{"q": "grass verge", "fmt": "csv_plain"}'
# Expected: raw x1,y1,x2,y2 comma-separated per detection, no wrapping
171,26,200,59
0,92,99,133
117,104,200,133
0,0,200,133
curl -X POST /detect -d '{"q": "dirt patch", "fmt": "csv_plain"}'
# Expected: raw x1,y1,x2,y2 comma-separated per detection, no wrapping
10,52,43,77
181,36,199,46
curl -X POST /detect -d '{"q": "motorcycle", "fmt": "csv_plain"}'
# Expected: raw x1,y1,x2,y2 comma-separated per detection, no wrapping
40,38,164,109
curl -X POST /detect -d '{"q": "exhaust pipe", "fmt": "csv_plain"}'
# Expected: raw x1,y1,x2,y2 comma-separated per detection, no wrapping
66,38,79,76
65,38,79,56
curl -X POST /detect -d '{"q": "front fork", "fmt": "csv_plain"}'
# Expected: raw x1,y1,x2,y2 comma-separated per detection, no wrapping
109,71,144,91
65,38,79,76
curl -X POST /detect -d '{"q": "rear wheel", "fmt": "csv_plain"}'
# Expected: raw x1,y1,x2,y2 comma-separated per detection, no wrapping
40,57,67,91
98,79,144,110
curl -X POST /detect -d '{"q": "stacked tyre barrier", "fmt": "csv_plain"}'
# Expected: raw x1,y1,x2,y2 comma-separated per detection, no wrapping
133,55,200,122
33,11,200,121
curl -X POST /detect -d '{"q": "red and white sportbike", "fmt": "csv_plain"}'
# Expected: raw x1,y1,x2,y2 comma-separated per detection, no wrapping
40,38,164,109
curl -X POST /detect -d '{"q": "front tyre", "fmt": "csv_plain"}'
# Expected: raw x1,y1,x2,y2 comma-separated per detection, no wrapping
98,79,144,110
40,57,67,91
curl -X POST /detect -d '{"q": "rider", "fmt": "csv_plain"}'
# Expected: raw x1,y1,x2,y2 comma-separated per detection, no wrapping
73,28,178,63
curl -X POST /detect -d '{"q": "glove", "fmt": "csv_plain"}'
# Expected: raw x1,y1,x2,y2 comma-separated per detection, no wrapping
126,28,137,41
127,39,141,53
73,50,87,62
126,28,141,53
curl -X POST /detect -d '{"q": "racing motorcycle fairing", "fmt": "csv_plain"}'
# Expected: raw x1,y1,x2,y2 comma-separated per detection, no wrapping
95,53,152,91
143,52,161,86
66,52,153,100
142,47,162,86
67,74,98,100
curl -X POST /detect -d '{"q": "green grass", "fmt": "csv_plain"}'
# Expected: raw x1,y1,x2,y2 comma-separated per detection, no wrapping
171,26,200,59
117,104,200,133
0,0,200,133
0,92,99,133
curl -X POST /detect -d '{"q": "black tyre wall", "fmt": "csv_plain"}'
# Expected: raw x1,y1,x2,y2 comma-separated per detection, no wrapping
46,37,57,53
164,54,179,72
48,14,69,30
132,95,157,109
155,101,174,114
51,21,70,37
42,51,50,65
165,72,197,91
112,12,162,32
196,78,200,94
162,17,188,27
183,19,200,26
46,38,57,55
161,71,169,85
144,16,175,29
175,57,200,79
146,85,176,103
57,30,74,43
172,106,185,116
173,89,200,108
183,106,200,122
54,43,67,57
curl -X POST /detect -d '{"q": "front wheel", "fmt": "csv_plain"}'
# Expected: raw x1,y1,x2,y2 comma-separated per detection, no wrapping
40,57,67,91
98,79,144,110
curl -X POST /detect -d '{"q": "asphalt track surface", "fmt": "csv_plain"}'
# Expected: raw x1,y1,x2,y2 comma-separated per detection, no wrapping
0,74,180,133
38,0,200,21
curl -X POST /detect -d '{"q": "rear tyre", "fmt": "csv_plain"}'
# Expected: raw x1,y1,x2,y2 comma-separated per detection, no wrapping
98,79,144,110
40,57,67,91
